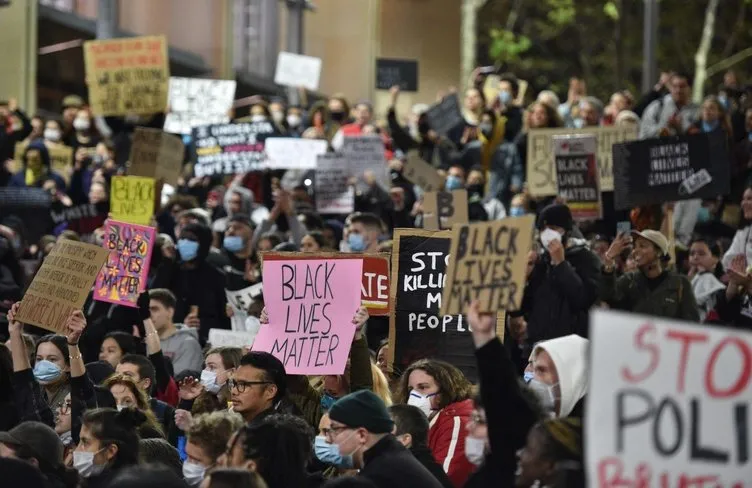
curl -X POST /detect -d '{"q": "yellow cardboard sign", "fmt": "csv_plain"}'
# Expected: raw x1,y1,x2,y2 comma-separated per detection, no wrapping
11,142,74,184
526,125,638,197
84,35,169,116
109,176,156,225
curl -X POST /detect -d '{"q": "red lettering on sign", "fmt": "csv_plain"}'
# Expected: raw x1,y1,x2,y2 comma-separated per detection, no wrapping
705,337,752,398
622,323,659,384
665,329,708,393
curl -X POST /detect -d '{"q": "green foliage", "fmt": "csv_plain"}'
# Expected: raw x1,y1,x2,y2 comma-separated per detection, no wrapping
603,1,619,20
489,29,532,64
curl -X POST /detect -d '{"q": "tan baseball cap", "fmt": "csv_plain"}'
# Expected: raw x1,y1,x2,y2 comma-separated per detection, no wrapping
631,229,669,256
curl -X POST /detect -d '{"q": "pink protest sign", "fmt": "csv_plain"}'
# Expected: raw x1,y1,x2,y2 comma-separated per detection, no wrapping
252,258,363,374
93,220,155,308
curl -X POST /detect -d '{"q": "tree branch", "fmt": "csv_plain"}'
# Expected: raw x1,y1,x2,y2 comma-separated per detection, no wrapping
692,0,720,103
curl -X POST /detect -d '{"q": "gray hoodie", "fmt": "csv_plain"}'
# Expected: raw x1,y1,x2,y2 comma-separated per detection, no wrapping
212,184,270,234
160,324,204,375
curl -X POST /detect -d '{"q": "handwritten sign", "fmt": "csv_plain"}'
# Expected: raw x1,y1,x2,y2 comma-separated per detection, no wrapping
93,221,154,307
440,215,535,316
253,258,362,374
226,283,263,331
425,94,463,136
274,51,322,91
208,329,258,349
128,127,185,186
342,135,390,191
164,77,236,134
264,138,328,170
110,176,156,225
193,122,277,177
316,153,354,214
587,309,752,487
16,241,108,333
375,58,418,92
84,35,169,116
422,190,468,231
402,151,442,192
526,125,638,196
12,142,73,185
553,134,602,220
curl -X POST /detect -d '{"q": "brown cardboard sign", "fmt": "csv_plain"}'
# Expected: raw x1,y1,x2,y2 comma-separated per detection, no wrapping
128,127,185,186
423,190,468,231
440,215,535,316
402,151,443,192
15,240,109,333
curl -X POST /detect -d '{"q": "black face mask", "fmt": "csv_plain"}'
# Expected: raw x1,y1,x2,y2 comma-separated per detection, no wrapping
467,184,485,198
330,111,346,122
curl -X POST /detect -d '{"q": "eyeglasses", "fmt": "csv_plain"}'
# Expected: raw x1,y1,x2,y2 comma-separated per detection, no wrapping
322,425,350,441
228,379,271,393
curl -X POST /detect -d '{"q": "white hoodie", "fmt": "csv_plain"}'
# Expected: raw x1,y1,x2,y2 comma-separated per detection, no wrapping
533,334,589,418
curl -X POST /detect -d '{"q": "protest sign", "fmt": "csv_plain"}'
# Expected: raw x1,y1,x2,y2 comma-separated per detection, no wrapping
587,309,752,487
164,77,236,134
440,215,535,316
315,153,354,214
128,127,185,186
342,135,390,191
402,151,443,192
93,221,155,307
527,125,638,197
263,252,391,317
16,240,108,333
193,121,277,177
50,202,109,238
612,132,730,211
553,134,602,220
208,329,258,349
252,258,363,374
84,35,169,116
375,58,418,92
422,190,469,231
425,94,464,136
274,51,322,91
109,176,156,225
12,142,73,184
388,229,475,379
226,283,263,332
264,138,328,170
482,75,501,106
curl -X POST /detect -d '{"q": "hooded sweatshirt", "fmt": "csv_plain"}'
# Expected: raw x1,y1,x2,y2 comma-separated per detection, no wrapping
212,185,269,234
9,140,66,190
533,334,589,418
160,324,204,375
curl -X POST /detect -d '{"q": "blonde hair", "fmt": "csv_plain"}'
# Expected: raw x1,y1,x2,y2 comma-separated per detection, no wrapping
103,373,164,437
371,361,393,406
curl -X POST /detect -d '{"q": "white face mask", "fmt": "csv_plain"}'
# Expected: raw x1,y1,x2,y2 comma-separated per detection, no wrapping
271,111,285,123
73,118,90,131
540,228,562,249
407,391,436,418
200,369,221,394
287,114,302,128
44,128,61,142
73,449,105,478
182,460,206,486
116,404,126,412
251,114,266,123
465,436,486,466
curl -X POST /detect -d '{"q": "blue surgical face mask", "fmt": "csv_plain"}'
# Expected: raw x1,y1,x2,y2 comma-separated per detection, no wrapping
510,206,525,217
177,239,199,262
523,371,535,384
445,175,463,191
348,233,366,252
223,235,244,253
696,206,711,224
320,393,336,411
314,435,354,468
702,120,719,133
499,90,512,105
33,360,63,383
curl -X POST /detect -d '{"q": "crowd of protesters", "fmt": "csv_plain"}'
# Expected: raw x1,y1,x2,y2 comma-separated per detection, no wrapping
0,63,750,488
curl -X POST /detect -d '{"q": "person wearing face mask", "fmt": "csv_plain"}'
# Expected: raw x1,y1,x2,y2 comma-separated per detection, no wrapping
183,411,244,487
395,359,474,487
286,106,306,137
9,141,67,190
346,213,383,254
603,230,699,321
268,97,288,132
103,375,167,438
68,107,101,151
146,288,203,375
493,73,522,142
388,405,454,488
466,167,506,221
326,390,444,488
219,214,256,291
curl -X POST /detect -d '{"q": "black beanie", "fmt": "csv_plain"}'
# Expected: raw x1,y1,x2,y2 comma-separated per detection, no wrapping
329,390,394,434
537,203,573,231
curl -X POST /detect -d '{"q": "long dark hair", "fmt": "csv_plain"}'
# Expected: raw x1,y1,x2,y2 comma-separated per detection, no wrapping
36,334,70,366
395,359,473,410
81,408,147,471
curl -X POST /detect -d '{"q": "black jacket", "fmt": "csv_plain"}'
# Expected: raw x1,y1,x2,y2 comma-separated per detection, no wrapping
360,435,444,488
410,445,454,488
515,242,602,343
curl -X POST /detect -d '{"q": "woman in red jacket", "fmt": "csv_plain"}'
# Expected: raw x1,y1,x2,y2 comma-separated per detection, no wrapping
396,359,475,487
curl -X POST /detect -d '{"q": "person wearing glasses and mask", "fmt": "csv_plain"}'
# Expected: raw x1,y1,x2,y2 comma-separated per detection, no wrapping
228,351,290,425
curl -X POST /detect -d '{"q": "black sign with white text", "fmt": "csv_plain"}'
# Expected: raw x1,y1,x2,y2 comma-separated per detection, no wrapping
192,121,279,177
376,58,418,92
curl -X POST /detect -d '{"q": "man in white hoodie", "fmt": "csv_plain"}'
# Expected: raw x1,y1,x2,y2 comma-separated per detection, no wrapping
148,288,204,375
528,334,589,418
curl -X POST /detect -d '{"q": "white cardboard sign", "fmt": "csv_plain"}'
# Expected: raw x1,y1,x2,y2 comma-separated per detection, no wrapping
208,328,258,349
164,77,236,134
316,153,354,214
587,309,752,487
274,52,322,91
264,138,328,170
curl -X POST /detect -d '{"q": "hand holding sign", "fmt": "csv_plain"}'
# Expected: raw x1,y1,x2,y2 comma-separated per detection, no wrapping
64,310,87,345
466,300,496,349
352,306,369,342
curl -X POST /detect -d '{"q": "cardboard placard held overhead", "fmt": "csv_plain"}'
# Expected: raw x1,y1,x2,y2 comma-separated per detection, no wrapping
440,215,535,316
612,132,730,211
422,190,468,231
164,77,237,135
527,125,638,196
553,134,602,221
425,94,464,136
342,135,391,191
375,58,418,92
128,127,185,186
15,240,109,333
264,138,328,170
315,153,354,215
402,151,443,192
587,309,752,486
192,121,279,177
274,51,322,91
109,176,156,225
83,35,169,116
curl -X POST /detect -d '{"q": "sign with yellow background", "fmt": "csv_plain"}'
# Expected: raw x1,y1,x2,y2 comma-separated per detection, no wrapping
109,176,156,225
12,142,74,184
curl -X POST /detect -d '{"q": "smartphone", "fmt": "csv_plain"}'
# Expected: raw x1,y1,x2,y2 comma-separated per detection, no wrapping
616,221,631,236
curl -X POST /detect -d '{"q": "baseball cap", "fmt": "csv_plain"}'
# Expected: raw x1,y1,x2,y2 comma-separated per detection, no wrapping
0,421,64,469
631,229,669,256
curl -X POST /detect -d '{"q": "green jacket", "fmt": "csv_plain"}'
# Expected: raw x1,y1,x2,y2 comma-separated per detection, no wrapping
601,269,700,322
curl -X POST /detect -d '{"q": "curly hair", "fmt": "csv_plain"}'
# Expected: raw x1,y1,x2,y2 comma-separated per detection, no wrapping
102,373,164,437
395,359,473,410
187,411,244,463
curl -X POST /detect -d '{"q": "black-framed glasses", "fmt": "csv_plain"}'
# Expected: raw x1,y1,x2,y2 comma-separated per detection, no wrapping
228,379,271,393
322,425,350,441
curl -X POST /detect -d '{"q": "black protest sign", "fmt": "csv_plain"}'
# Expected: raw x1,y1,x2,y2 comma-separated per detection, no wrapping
422,190,468,231
440,216,535,316
612,132,730,210
192,121,278,177
402,151,443,192
0,188,51,243
50,202,109,236
553,134,602,221
375,58,419,92
388,229,477,380
425,94,463,136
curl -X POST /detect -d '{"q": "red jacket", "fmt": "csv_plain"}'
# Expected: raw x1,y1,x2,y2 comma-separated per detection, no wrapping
428,398,475,487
